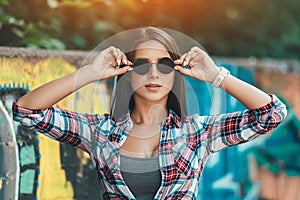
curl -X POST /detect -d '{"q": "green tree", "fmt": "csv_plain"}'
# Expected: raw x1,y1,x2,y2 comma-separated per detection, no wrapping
1,0,299,59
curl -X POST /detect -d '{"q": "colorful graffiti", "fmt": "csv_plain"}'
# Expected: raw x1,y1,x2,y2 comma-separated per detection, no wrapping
0,87,39,200
1,53,299,200
0,57,109,199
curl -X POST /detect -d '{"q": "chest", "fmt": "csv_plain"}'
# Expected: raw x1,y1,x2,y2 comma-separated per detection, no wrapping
92,116,212,198
96,122,210,169
120,125,161,158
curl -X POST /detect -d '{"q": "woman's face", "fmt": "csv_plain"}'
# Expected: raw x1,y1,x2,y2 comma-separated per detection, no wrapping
130,40,175,104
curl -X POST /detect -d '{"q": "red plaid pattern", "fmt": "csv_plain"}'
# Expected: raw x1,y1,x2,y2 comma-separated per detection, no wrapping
12,94,287,199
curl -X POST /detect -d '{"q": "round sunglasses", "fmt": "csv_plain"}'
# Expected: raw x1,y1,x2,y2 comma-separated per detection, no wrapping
130,57,175,75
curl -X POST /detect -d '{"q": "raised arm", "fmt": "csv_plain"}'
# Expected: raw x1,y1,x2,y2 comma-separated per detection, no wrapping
219,74,271,109
16,46,132,110
175,47,287,153
13,47,132,153
174,47,271,109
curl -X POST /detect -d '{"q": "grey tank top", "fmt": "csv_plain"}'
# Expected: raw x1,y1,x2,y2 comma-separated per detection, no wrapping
120,154,162,199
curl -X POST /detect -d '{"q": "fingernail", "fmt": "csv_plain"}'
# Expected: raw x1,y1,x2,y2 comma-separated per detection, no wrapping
127,67,133,71
183,61,187,66
118,60,121,66
174,66,178,71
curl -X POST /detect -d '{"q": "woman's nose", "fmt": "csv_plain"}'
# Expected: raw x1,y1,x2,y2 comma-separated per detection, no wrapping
148,63,159,78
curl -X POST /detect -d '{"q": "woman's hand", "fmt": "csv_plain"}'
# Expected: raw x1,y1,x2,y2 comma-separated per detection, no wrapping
15,47,133,110
174,47,219,82
87,46,133,81
175,47,272,109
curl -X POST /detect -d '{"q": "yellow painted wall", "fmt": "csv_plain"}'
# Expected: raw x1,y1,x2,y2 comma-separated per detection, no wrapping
1,57,109,199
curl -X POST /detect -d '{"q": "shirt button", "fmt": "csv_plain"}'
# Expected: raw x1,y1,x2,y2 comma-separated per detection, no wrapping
159,189,163,194
162,134,166,137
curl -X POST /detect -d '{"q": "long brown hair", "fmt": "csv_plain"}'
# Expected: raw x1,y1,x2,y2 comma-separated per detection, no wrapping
111,27,187,121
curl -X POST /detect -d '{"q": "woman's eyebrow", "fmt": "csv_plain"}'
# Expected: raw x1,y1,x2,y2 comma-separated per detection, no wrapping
134,57,172,61
158,57,172,61
134,57,149,60
133,57,150,62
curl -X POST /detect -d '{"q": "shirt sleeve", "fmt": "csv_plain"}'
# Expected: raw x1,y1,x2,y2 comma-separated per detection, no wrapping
197,94,288,152
12,100,111,154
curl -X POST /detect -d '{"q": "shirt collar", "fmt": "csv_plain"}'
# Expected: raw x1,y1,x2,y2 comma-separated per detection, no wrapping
115,112,132,127
164,109,182,128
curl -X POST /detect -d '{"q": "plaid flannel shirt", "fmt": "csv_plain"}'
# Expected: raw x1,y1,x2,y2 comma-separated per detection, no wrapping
12,94,287,199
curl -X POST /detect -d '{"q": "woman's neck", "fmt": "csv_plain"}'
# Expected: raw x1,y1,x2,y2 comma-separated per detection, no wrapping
131,102,168,126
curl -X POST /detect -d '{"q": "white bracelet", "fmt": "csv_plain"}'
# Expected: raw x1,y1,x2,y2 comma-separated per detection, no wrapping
212,67,230,88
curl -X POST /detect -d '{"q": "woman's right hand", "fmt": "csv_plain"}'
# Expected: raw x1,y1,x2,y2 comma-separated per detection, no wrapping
87,46,133,81
15,46,133,110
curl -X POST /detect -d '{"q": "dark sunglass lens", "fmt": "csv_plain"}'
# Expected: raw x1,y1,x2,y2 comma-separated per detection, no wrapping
134,65,150,75
157,58,174,74
133,59,150,75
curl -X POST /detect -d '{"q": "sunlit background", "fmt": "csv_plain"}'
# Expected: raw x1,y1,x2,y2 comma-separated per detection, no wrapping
1,0,300,59
0,1,300,200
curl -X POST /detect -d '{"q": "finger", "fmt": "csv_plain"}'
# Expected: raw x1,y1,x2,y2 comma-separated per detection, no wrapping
106,46,120,66
115,48,123,66
103,46,118,66
120,52,132,66
174,65,192,77
176,53,187,65
186,53,199,66
173,59,181,65
106,46,118,57
121,55,127,65
183,51,195,66
114,65,133,76
190,46,202,53
187,48,206,67
186,47,202,64
184,49,198,66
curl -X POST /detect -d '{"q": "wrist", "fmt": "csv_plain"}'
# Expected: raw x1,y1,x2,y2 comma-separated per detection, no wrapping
211,67,230,88
84,64,102,81
78,65,100,83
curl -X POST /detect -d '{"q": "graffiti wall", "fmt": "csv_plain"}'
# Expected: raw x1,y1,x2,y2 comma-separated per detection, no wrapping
1,47,299,200
0,87,40,200
0,54,110,200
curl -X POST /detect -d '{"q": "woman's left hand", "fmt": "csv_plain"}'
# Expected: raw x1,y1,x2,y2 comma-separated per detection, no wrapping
174,47,219,82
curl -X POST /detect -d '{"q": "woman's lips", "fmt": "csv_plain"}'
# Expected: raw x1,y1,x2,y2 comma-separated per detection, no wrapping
145,83,162,91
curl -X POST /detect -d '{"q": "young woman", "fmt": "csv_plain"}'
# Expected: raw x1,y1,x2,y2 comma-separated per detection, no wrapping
13,27,287,199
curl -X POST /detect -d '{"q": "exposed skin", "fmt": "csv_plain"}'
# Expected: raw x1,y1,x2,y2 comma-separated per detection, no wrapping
174,46,271,109
16,40,271,158
120,40,175,158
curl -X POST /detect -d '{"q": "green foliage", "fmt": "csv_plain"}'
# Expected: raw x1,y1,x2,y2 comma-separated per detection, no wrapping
0,0,299,59
0,0,66,49
0,0,7,5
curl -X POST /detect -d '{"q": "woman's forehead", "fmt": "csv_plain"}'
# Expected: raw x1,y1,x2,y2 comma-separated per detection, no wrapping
135,40,170,59
136,40,166,50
